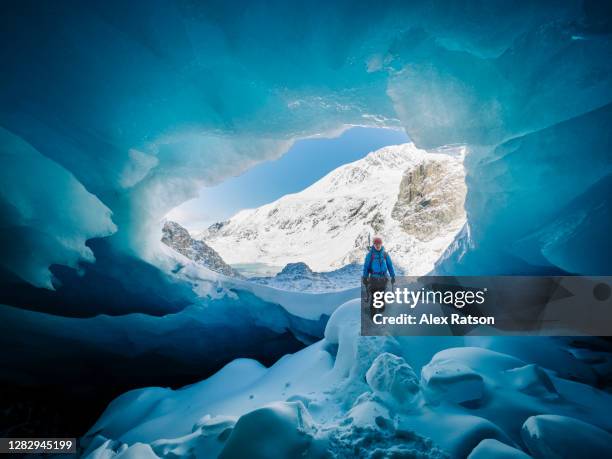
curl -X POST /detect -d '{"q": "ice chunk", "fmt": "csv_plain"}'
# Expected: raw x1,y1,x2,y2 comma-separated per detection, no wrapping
421,359,484,406
218,401,315,459
522,415,612,459
504,364,558,399
150,415,235,459
366,352,420,403
323,300,406,406
347,393,392,428
468,439,531,459
398,413,513,459
427,347,524,373
84,440,158,459
465,337,597,385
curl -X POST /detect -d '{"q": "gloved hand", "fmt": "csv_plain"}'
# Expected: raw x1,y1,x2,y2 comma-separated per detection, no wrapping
362,276,369,286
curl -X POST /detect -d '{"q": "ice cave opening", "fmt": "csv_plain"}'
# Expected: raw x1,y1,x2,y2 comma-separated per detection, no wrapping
160,125,468,290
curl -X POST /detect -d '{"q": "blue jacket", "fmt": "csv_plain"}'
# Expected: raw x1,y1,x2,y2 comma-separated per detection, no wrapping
363,246,395,278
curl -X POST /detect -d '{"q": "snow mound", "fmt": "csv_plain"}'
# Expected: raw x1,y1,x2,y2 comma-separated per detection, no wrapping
468,439,531,459
421,358,485,406
151,415,235,459
218,401,316,459
522,415,612,459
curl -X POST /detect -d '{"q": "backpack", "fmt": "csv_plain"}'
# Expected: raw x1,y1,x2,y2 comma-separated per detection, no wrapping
369,247,388,275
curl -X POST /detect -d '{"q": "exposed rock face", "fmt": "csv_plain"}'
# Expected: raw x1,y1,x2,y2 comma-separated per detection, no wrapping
161,221,240,278
278,262,314,276
392,154,467,242
251,262,362,293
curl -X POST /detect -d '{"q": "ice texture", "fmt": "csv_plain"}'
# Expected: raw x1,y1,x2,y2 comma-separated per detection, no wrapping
0,127,116,288
0,1,610,290
468,439,531,459
436,104,612,275
522,415,612,459
83,301,612,458
218,401,316,459
366,352,420,403
0,2,611,456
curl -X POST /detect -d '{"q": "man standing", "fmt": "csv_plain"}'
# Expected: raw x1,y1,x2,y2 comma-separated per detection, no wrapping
362,235,395,313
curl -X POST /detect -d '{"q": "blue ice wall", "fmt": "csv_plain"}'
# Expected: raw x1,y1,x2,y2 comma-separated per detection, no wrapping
436,103,612,275
1,1,610,286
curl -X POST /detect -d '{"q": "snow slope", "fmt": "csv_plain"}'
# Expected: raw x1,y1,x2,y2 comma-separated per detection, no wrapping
82,301,612,458
201,143,466,275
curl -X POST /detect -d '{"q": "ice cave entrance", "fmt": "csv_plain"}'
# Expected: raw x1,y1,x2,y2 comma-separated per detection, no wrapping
164,126,467,286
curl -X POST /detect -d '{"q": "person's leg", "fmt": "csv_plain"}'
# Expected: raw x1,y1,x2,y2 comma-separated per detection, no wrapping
369,277,387,316
377,277,388,313
368,281,375,317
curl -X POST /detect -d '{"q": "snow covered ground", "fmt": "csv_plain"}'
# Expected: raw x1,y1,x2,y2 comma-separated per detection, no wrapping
82,299,612,459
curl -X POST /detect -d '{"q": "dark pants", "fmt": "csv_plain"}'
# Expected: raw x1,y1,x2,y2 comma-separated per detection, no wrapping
368,277,388,317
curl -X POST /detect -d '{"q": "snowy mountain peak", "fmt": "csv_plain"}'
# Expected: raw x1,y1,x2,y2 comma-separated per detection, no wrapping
200,143,466,276
306,143,433,194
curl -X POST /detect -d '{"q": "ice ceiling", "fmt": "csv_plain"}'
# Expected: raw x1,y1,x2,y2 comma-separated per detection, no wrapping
0,0,611,303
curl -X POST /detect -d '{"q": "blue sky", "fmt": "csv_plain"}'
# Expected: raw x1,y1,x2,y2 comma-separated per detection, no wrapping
168,126,409,231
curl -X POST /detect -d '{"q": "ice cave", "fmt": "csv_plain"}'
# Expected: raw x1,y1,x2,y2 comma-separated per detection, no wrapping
0,1,611,458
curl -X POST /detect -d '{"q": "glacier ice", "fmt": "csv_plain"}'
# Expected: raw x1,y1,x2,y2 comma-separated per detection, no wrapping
0,0,611,454
421,357,485,406
0,127,116,289
468,439,531,459
365,352,420,403
437,104,612,275
218,401,316,459
0,0,609,289
521,415,612,459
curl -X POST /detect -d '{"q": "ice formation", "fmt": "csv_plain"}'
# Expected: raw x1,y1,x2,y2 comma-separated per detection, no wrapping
1,1,609,297
81,301,612,458
0,1,611,457
0,127,116,289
